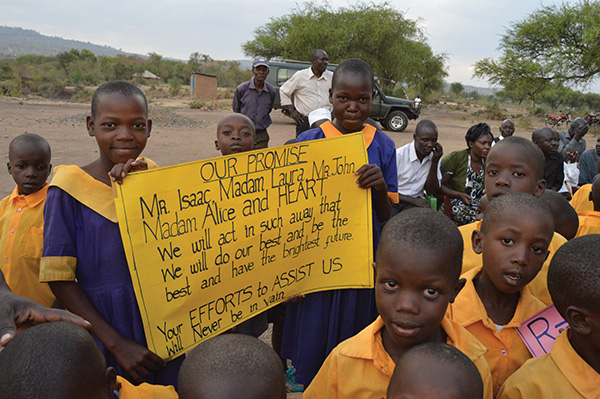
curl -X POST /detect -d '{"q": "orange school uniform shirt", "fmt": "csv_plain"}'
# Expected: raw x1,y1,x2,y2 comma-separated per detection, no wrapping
575,211,600,237
448,267,547,395
303,316,494,399
116,376,178,398
570,184,593,213
459,221,567,305
0,184,54,307
498,330,600,399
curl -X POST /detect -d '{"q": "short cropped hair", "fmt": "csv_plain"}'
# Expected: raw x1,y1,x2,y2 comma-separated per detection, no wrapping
387,343,483,399
540,190,579,240
415,119,438,135
548,234,600,315
0,322,105,399
310,49,326,62
91,80,147,117
481,193,553,234
217,113,256,136
378,208,463,279
8,133,51,160
492,136,546,180
531,126,556,142
465,122,493,146
178,334,286,399
331,58,375,92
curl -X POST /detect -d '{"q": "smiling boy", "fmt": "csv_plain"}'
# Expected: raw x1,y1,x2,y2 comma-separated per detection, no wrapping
304,209,493,399
0,133,54,307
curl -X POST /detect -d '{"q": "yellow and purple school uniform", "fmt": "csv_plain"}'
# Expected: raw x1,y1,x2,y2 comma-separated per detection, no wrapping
116,376,178,399
40,163,183,386
575,210,600,237
0,184,54,307
570,184,593,213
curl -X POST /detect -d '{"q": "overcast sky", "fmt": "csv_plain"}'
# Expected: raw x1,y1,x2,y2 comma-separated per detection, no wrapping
1,0,595,90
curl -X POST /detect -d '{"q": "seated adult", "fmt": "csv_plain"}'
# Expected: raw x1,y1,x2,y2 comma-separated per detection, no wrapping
578,136,600,185
557,117,588,162
394,119,441,212
436,122,493,225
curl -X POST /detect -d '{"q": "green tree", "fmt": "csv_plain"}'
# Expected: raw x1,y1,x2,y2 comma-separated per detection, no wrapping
474,1,600,96
242,2,447,97
450,82,464,95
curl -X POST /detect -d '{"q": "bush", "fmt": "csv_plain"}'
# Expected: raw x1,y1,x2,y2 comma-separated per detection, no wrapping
190,100,206,109
168,78,181,96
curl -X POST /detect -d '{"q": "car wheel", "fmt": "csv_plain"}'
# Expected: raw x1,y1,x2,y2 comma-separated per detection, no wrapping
385,111,408,132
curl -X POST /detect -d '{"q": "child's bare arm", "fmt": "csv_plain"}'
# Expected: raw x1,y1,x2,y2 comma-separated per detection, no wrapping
49,281,164,383
109,159,149,185
355,164,392,222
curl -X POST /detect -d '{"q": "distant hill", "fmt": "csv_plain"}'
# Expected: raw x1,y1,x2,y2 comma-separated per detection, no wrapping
444,82,498,96
0,26,134,58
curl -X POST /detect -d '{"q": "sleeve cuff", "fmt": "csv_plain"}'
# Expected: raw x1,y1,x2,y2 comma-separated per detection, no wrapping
39,256,77,282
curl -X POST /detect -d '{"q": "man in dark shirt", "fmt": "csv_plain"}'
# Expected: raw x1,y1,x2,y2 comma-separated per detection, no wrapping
233,57,276,149
533,127,564,191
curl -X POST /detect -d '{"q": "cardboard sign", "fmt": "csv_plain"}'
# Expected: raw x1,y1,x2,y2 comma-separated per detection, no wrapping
114,134,374,360
517,305,568,357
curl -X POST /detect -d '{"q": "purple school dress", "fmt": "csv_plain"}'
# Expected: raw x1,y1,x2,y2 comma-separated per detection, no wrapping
41,166,183,387
281,123,398,386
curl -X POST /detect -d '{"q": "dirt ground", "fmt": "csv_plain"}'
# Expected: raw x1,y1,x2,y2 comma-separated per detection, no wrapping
1,95,584,199
0,95,591,397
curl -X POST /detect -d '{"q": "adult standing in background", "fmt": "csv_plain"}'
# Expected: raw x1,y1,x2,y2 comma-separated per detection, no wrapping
233,57,276,149
578,136,600,185
279,49,333,136
557,117,589,162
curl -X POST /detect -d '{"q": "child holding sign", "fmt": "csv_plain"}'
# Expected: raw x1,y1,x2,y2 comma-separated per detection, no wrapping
499,234,600,398
304,209,493,398
282,58,398,387
448,193,553,394
39,81,183,386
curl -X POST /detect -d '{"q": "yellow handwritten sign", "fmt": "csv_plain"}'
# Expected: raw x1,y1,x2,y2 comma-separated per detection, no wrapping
114,133,373,360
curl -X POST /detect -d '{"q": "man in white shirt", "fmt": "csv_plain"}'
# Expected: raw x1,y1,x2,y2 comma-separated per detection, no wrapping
394,119,442,212
279,49,333,136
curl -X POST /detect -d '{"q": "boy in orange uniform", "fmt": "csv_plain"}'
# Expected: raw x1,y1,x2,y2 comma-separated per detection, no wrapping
459,137,566,304
449,193,552,395
304,209,493,399
0,133,54,307
499,235,600,398
0,321,177,398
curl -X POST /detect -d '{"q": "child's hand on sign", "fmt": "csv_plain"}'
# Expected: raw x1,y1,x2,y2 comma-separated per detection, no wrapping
111,335,165,384
355,164,388,193
284,294,306,305
109,159,149,185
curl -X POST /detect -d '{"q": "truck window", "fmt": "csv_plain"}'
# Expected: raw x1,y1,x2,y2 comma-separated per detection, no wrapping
277,68,301,86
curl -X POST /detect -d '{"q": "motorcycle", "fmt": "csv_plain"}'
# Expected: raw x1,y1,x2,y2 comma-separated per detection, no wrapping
585,112,599,128
545,111,572,127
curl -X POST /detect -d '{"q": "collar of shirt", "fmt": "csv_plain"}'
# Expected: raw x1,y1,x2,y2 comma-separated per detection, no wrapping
10,183,48,208
450,266,546,330
249,78,272,93
337,315,487,375
552,330,600,398
308,67,331,81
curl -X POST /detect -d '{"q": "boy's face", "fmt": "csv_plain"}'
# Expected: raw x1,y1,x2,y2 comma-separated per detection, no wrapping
534,129,559,155
499,121,515,138
413,127,438,159
485,145,545,200
215,115,255,156
375,243,464,358
86,93,150,167
473,209,552,294
329,73,373,134
252,66,269,83
7,144,51,195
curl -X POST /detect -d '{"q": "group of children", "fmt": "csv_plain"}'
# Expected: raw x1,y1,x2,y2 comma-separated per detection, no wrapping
0,57,599,399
